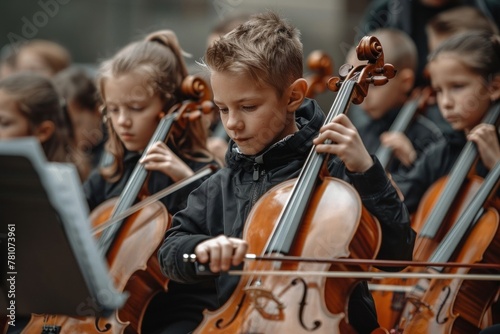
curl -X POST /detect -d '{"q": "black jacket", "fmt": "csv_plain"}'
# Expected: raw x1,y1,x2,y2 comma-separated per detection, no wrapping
158,98,415,333
83,148,212,213
356,0,500,87
357,107,444,174
392,131,467,214
83,147,220,333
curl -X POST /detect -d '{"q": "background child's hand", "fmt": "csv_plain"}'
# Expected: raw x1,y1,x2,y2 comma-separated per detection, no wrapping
468,124,500,170
313,114,373,173
194,235,248,273
207,137,228,164
140,141,194,182
380,131,417,167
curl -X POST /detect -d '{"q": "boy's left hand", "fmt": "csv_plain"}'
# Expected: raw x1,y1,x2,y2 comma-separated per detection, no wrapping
313,114,373,173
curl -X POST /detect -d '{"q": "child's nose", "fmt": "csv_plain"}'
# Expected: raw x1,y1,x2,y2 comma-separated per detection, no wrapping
225,111,242,130
440,91,454,108
117,111,131,126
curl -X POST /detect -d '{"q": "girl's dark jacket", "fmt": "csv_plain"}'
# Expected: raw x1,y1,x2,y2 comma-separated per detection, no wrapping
391,131,466,214
158,98,416,333
83,147,220,333
83,147,213,213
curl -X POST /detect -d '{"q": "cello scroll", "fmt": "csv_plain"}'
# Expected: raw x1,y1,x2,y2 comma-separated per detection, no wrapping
327,36,396,105
305,50,334,98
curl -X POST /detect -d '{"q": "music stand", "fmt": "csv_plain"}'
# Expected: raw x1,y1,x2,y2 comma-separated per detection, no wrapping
0,138,126,318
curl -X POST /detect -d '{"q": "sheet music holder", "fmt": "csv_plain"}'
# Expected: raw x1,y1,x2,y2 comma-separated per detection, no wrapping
0,138,126,318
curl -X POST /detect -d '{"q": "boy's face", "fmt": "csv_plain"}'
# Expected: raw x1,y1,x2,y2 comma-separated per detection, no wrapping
359,72,409,120
346,50,410,120
428,53,495,132
211,70,296,156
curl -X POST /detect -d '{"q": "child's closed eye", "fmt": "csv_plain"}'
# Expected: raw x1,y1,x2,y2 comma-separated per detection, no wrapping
241,105,256,112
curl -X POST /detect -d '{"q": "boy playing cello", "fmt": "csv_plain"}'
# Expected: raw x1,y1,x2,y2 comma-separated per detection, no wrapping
159,11,415,333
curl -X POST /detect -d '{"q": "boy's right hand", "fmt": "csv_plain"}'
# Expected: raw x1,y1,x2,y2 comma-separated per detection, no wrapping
194,235,248,273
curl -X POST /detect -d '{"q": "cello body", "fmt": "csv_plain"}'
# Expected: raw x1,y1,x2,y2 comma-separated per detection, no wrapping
194,178,382,334
373,102,500,330
395,162,500,333
402,207,500,334
23,199,171,334
373,176,484,330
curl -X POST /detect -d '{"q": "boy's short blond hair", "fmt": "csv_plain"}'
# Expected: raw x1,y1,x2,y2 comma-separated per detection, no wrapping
204,11,303,96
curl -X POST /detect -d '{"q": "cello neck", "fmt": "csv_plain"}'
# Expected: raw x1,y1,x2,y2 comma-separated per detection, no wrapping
375,87,433,169
266,78,359,254
419,101,500,238
266,35,397,255
375,98,420,169
98,112,178,253
429,160,500,268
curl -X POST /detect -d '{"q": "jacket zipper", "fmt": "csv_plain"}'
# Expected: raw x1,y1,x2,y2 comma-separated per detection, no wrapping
251,163,265,206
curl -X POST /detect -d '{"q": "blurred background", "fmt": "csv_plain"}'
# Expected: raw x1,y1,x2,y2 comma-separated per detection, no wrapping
0,0,371,109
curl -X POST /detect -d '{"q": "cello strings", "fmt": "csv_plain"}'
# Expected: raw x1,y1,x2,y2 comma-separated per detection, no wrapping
229,270,500,281
244,74,357,291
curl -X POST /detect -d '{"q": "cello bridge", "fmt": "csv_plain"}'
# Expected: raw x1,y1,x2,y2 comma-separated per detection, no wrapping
244,286,285,320
41,325,61,334
407,296,432,312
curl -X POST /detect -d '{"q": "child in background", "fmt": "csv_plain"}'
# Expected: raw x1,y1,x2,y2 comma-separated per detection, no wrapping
159,11,415,334
426,5,499,53
392,30,500,213
356,0,500,88
423,5,500,136
0,72,74,165
348,28,444,173
0,72,77,333
82,29,219,333
53,66,105,180
14,39,71,77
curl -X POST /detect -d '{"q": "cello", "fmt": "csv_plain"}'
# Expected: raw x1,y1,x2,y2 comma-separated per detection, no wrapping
22,75,214,334
192,36,395,334
374,87,433,170
399,160,500,333
305,50,334,98
371,102,500,330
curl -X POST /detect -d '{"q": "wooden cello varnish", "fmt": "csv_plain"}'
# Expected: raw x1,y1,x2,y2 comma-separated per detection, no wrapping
371,102,500,331
401,161,500,333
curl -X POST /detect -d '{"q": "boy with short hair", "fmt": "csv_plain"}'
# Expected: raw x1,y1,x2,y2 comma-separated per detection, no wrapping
159,11,415,333
348,28,444,173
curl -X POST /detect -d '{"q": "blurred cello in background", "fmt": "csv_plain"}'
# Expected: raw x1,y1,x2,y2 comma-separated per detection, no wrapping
374,86,433,170
399,160,500,333
305,50,334,98
371,102,500,330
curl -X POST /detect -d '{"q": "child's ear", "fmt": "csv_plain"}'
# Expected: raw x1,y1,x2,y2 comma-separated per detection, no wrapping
489,74,500,101
34,120,56,144
397,68,415,95
287,78,308,112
